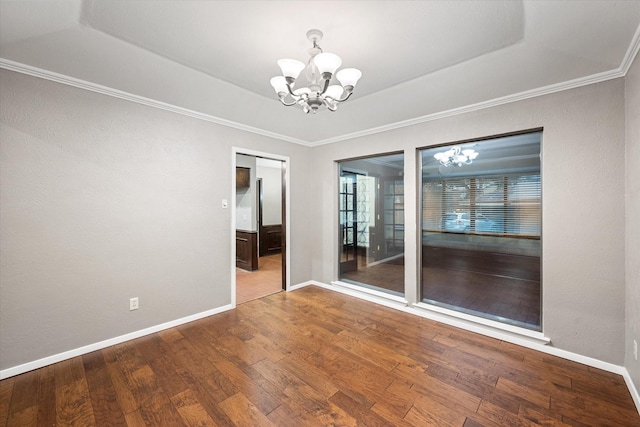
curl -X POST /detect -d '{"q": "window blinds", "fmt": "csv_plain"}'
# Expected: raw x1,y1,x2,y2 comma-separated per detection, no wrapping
422,173,541,237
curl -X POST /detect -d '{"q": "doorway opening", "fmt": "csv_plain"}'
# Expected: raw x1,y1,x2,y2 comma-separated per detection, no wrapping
232,150,288,305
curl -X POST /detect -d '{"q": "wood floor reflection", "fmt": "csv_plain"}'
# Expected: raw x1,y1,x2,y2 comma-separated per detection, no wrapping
341,246,541,329
341,255,405,294
236,254,282,304
422,245,541,329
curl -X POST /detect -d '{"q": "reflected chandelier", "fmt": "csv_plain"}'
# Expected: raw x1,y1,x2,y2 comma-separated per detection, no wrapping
270,29,362,114
434,146,479,167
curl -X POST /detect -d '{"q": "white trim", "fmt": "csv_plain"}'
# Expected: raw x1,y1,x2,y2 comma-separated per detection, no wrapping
3,279,637,415
231,148,291,307
328,280,549,346
621,23,640,76
288,280,315,291
0,59,311,147
303,281,626,372
318,281,409,311
2,33,639,149
303,281,640,414
413,301,548,343
623,369,640,415
331,280,408,305
0,304,233,380
311,68,626,147
312,22,640,147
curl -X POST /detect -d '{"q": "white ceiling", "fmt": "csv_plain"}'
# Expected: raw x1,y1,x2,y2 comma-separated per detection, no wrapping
1,1,639,146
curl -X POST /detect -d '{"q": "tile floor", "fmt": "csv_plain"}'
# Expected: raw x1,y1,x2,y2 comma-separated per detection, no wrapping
236,254,283,304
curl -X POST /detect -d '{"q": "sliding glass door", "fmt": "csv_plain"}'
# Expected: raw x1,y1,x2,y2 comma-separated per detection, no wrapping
338,153,405,297
420,132,542,330
339,172,358,274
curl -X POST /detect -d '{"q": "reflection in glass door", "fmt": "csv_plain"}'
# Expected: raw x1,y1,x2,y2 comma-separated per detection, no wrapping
383,178,404,256
338,153,405,296
339,173,358,274
420,131,542,330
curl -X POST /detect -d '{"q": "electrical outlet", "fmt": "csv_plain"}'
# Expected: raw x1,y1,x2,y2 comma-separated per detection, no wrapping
129,297,139,311
634,340,638,361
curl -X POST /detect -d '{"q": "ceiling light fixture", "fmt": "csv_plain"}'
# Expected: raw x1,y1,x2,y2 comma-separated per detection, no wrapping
434,146,479,167
270,29,362,114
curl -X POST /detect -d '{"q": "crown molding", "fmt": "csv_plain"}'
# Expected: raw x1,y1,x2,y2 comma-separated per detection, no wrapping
0,58,312,147
311,67,628,147
2,28,638,150
312,24,640,147
621,23,640,76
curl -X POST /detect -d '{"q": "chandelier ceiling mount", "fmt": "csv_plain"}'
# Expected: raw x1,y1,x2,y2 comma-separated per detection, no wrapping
270,29,362,114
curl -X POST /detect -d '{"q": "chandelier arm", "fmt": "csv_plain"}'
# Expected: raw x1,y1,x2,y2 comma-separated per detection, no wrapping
284,83,312,106
277,91,299,106
278,97,298,107
323,98,338,111
318,77,331,96
285,82,299,97
332,89,354,103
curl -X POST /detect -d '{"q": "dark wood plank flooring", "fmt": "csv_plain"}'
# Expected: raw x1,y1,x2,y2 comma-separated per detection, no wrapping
1,286,638,426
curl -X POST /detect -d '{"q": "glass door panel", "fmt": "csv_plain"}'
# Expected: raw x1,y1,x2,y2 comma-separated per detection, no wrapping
338,153,404,296
339,173,357,274
420,132,542,330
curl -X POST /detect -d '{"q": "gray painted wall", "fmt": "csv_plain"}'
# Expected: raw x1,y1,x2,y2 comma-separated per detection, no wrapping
0,69,312,371
310,78,627,365
625,51,640,393
0,59,637,379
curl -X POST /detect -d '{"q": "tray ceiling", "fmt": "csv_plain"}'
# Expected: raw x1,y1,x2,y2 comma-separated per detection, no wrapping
1,1,639,145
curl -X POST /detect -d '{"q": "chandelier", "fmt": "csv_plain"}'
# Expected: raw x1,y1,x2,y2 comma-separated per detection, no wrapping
270,29,362,114
434,146,479,167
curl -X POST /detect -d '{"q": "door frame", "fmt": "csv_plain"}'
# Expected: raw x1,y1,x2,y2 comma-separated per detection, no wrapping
257,177,263,256
339,171,358,275
231,147,290,308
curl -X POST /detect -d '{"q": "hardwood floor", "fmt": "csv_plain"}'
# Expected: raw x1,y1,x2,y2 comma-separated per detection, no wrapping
2,286,639,426
236,254,282,304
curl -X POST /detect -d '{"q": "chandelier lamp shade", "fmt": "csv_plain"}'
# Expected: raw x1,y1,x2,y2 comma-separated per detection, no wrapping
270,29,362,114
434,146,479,167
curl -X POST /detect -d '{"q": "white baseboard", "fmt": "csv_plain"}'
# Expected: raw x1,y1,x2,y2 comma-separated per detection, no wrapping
3,281,639,416
0,281,316,379
301,281,640,414
288,280,315,291
623,369,640,415
312,281,409,311
0,304,233,380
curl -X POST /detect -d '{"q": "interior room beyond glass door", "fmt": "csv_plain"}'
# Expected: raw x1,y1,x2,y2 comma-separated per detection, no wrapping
420,132,542,330
338,153,404,297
